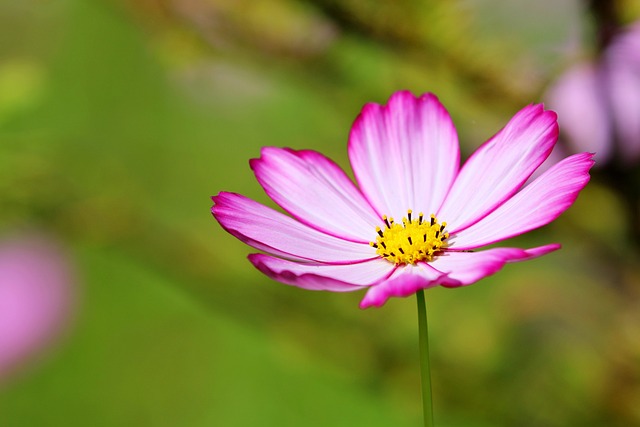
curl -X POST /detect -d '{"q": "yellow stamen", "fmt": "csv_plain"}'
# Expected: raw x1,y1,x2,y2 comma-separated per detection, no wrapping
370,210,449,265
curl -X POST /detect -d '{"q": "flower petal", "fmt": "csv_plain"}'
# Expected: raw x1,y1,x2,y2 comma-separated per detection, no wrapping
607,64,640,162
451,153,594,249
212,192,376,263
431,244,560,288
0,236,73,379
545,63,613,163
359,263,447,309
605,23,640,163
249,253,394,292
438,104,559,232
251,147,380,242
348,91,459,220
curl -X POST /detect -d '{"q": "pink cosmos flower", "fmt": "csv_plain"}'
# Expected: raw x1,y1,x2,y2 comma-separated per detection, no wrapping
212,91,593,308
546,21,640,165
0,235,73,381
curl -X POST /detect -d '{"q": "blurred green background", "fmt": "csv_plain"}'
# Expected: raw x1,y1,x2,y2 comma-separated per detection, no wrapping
1,0,640,426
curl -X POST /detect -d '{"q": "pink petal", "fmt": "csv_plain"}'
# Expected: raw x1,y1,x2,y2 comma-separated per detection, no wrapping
348,91,459,220
451,153,594,249
605,24,640,163
359,263,447,309
249,253,394,292
545,63,613,163
212,192,376,263
251,147,379,242
608,66,640,161
0,236,73,380
437,104,559,233
431,244,560,288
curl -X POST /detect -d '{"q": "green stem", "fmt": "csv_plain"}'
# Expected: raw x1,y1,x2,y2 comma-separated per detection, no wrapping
416,289,434,427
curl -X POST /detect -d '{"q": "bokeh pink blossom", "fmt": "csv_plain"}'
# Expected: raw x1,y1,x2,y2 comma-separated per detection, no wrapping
546,21,640,165
0,235,74,382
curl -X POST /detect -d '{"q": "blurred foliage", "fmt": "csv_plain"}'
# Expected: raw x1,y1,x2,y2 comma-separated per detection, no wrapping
0,0,639,426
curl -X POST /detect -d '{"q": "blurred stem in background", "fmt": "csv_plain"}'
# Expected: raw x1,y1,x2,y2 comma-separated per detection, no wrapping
588,0,640,248
589,0,621,49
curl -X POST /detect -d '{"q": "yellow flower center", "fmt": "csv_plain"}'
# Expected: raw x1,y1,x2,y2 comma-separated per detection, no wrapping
370,210,449,265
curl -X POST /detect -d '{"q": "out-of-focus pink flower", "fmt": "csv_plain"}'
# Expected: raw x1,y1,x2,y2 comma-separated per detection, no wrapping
605,22,640,161
212,91,593,308
546,21,640,165
0,235,74,381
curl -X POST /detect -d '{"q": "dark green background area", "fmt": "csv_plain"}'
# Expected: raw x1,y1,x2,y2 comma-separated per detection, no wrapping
1,0,639,426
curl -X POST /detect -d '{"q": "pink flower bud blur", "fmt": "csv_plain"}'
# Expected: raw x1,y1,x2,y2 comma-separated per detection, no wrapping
546,21,640,166
605,21,640,162
0,235,74,382
545,63,612,162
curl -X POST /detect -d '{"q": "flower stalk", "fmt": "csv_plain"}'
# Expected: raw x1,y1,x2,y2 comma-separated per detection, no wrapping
416,289,434,427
